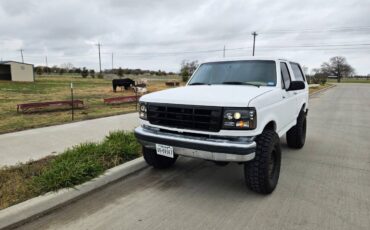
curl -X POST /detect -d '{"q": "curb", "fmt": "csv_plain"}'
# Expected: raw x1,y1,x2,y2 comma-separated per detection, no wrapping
309,84,336,97
0,157,147,230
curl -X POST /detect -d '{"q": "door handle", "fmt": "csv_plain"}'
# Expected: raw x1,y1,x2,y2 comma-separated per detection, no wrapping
293,92,298,95
282,95,286,99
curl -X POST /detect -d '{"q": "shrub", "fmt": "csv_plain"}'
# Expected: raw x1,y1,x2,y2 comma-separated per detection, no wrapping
311,73,327,85
35,67,43,75
117,67,124,77
320,77,327,85
182,75,189,82
59,68,65,75
81,67,88,78
89,69,95,78
97,73,104,79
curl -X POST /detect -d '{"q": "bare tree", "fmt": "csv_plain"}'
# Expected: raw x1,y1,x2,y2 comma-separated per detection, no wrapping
301,65,309,75
60,63,74,71
311,68,321,75
180,60,198,82
320,56,355,83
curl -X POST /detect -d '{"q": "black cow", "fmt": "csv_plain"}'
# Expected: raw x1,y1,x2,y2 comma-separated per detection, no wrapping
112,78,135,92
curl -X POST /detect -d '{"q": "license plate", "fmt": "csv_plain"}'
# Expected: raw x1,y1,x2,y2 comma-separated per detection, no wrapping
156,144,174,158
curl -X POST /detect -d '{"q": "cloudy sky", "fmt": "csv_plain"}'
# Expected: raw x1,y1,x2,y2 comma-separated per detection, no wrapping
0,0,369,74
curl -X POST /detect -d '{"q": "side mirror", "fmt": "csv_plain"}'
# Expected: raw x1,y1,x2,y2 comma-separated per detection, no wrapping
287,81,305,91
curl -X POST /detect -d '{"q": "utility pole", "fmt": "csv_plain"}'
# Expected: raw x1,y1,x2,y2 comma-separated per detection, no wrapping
223,45,226,58
251,32,258,56
111,52,113,70
19,49,24,63
45,56,49,74
96,43,102,73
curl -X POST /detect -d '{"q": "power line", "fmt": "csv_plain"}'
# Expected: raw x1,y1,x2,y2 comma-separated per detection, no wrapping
2,26,369,54
114,43,370,57
259,25,370,34
15,45,370,61
5,41,370,62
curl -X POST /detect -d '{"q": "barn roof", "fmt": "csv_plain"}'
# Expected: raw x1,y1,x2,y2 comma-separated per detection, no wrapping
0,61,34,66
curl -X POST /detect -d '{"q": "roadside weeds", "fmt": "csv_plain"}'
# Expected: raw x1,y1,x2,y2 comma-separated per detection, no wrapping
309,83,335,96
0,131,140,210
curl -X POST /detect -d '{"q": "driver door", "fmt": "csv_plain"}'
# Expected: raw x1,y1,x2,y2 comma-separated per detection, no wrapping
279,62,298,129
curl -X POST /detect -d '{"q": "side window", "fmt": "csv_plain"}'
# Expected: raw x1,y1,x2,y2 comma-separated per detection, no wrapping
291,63,305,82
280,62,291,89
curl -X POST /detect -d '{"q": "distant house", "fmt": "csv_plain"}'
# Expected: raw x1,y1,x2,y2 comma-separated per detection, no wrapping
0,61,34,82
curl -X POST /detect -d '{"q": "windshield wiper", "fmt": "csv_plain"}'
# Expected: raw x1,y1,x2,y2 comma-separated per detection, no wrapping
221,81,260,87
188,82,209,86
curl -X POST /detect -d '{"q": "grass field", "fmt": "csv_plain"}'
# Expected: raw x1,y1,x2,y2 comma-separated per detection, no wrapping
327,78,370,84
308,83,333,94
0,75,337,134
0,74,181,134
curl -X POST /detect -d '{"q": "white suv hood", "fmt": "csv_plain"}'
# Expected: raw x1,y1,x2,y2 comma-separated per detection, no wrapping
140,85,273,107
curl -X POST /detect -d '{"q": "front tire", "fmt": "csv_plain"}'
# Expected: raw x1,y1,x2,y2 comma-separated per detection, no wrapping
142,147,177,169
244,130,281,194
286,110,307,149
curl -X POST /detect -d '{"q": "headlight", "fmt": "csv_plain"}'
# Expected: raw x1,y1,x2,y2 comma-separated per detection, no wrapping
139,103,147,120
222,108,256,130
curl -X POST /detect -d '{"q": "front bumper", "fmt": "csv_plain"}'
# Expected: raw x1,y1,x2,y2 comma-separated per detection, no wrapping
134,126,256,162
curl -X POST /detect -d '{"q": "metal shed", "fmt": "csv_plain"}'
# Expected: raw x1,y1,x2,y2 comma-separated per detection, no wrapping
0,61,34,82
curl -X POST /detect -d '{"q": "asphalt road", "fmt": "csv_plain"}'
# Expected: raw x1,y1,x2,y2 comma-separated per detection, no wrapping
18,84,370,230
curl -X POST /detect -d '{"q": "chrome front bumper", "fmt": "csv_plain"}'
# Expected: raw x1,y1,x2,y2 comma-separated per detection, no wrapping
134,126,256,162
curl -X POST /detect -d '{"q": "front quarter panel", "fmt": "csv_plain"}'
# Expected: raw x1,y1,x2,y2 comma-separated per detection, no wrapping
248,89,286,137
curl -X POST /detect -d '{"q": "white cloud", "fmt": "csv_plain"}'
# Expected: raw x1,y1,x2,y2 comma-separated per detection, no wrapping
0,0,369,74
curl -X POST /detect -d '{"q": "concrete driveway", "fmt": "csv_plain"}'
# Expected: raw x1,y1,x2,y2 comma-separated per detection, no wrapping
0,113,139,167
16,84,370,230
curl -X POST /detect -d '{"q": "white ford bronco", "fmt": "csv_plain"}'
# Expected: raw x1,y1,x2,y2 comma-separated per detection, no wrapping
135,57,308,194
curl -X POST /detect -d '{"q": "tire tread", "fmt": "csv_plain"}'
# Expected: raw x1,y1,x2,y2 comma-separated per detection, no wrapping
245,130,281,194
287,111,306,149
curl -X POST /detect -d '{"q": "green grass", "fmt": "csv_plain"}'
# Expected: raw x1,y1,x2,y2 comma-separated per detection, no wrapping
308,83,333,94
0,131,141,210
0,74,180,134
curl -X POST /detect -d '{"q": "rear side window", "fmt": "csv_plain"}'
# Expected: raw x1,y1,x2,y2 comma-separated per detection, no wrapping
280,62,291,89
291,63,305,82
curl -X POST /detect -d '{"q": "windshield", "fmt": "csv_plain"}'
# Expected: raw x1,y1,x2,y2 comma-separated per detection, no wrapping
188,60,277,86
